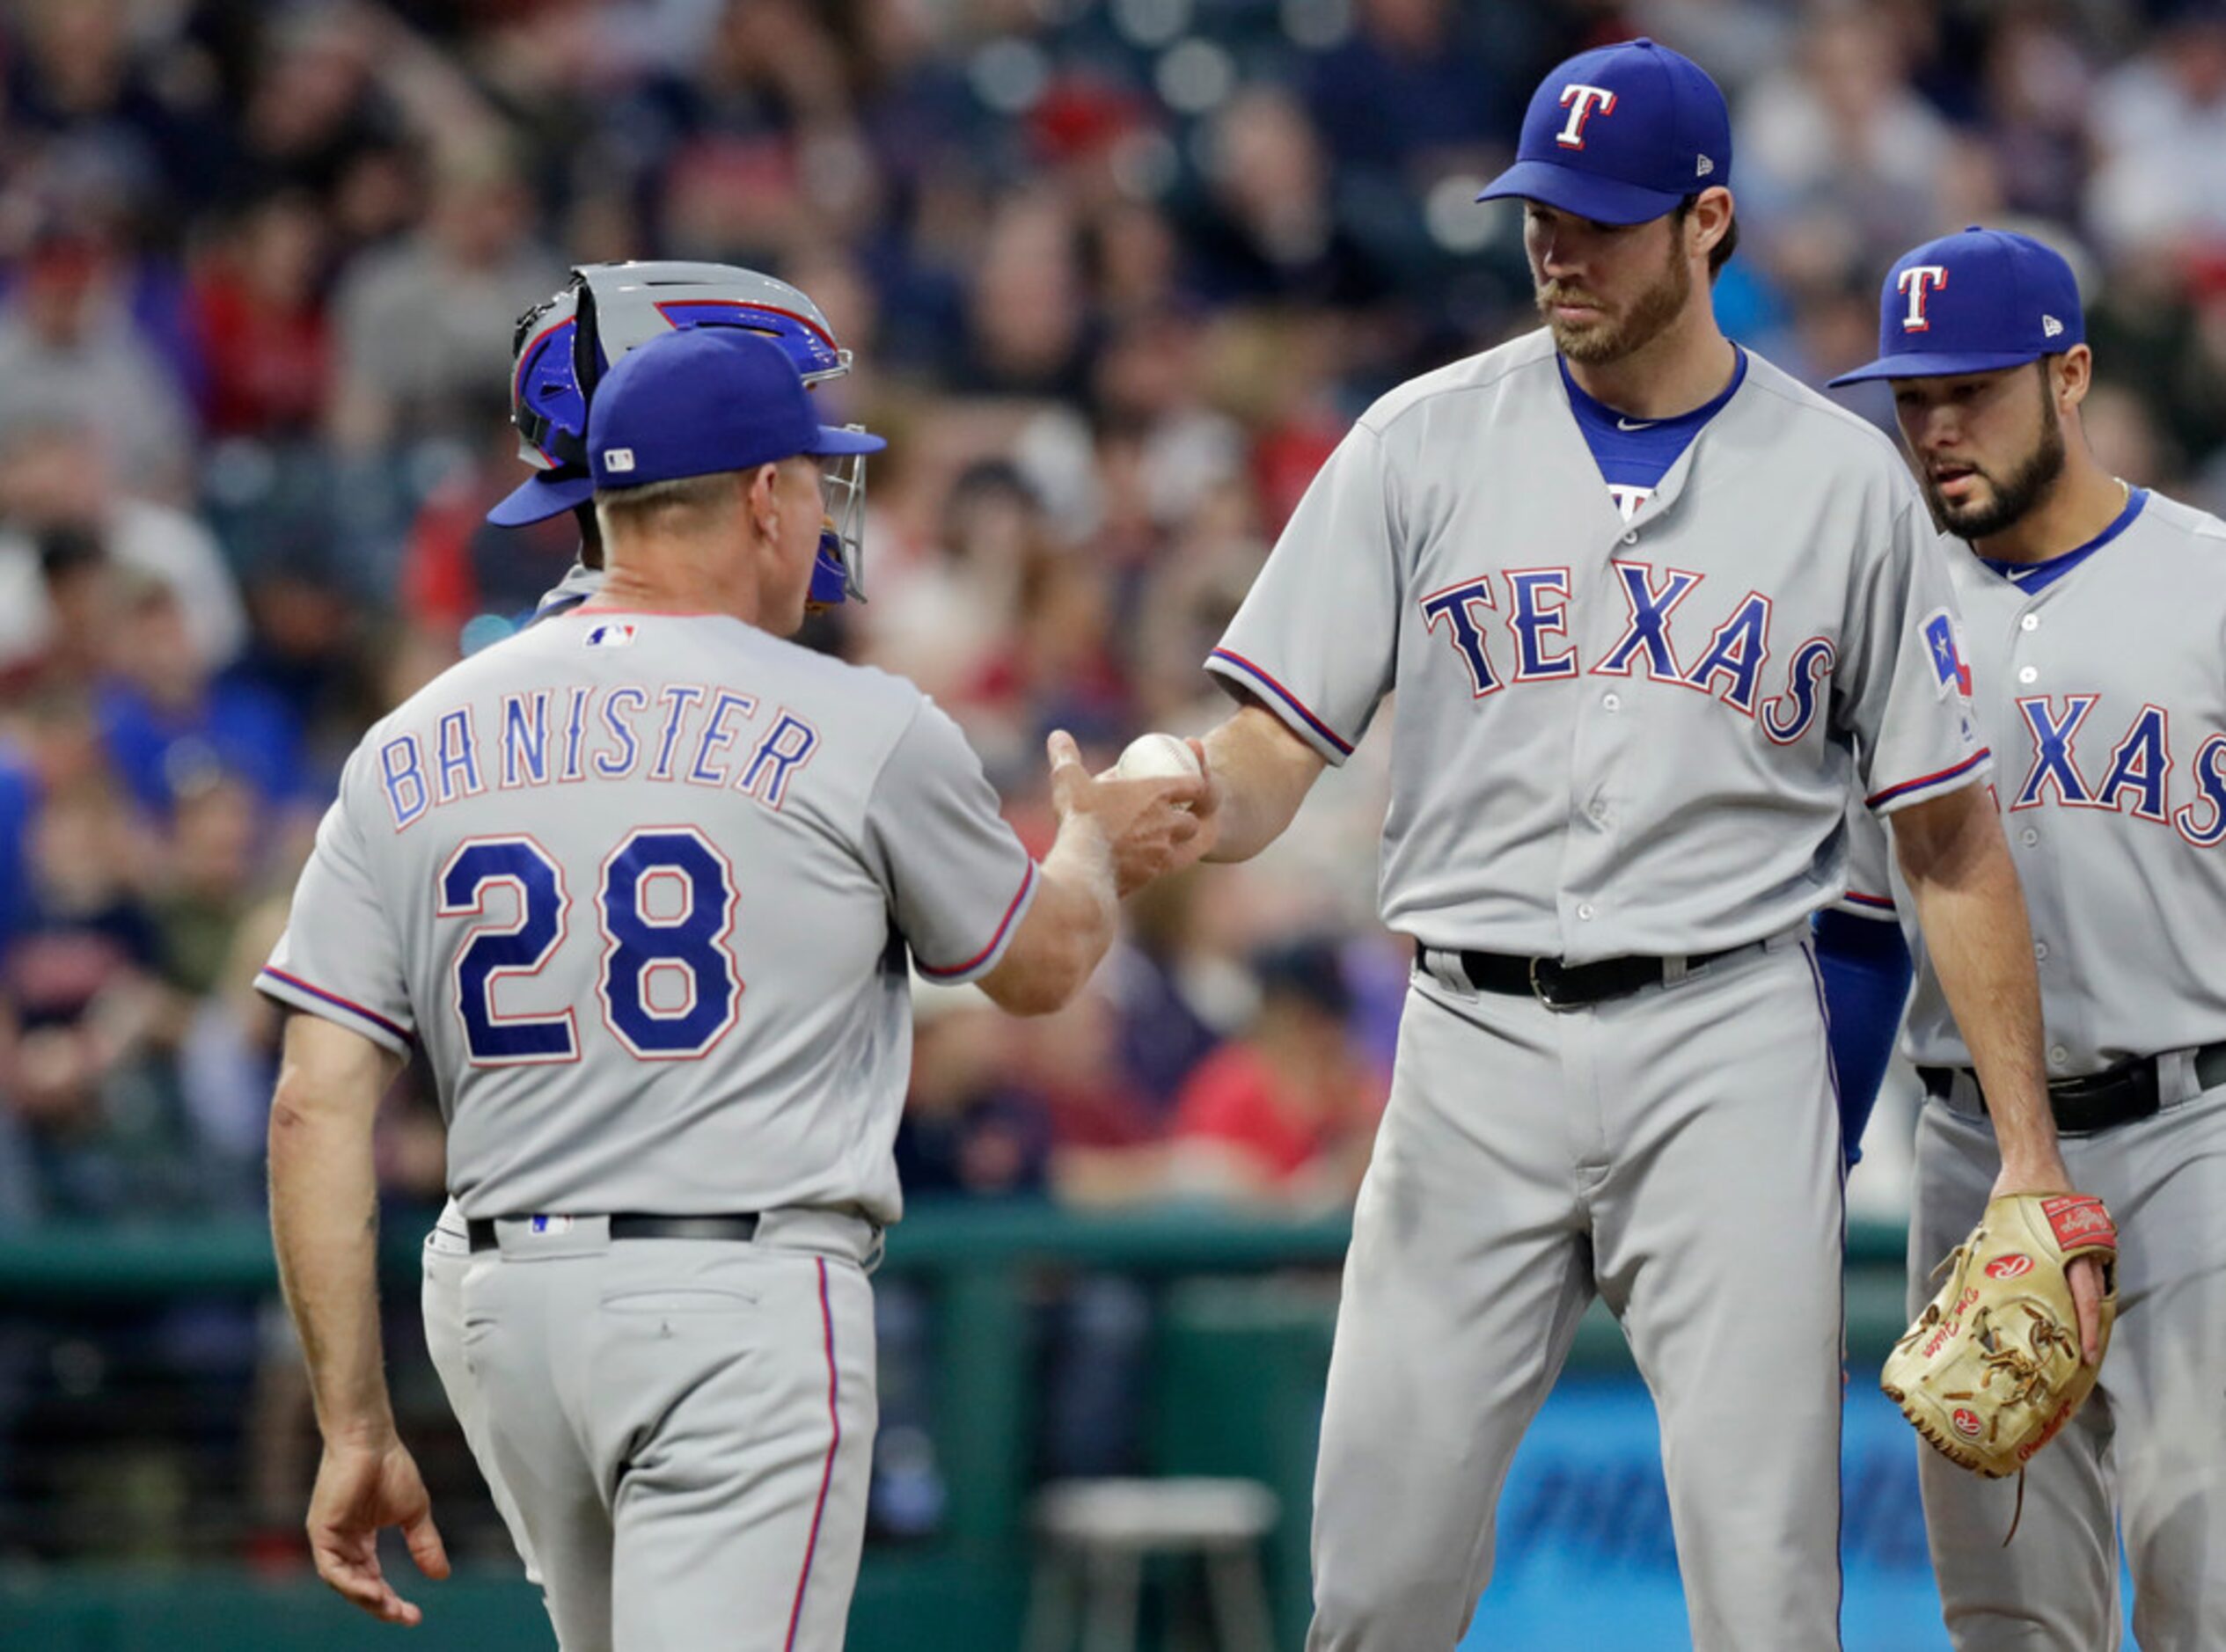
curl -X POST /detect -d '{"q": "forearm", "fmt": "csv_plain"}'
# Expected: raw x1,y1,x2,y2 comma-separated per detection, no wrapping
980,817,1117,1016
1894,800,2059,1177
267,1034,397,1443
1200,705,1324,863
1036,813,1119,973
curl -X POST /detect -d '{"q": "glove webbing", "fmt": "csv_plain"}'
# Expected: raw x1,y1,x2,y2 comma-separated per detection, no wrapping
1897,1254,2058,1546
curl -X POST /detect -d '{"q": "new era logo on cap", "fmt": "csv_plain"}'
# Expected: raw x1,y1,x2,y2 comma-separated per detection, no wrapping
2042,315,2063,338
1695,154,1714,178
603,447,636,472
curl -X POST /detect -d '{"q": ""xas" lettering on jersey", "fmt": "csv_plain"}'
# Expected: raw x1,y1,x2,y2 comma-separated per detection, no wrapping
2011,694,2226,847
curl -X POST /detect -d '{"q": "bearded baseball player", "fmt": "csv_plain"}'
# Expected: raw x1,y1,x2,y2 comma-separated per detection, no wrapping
415,259,861,1597
1132,41,2105,1649
261,328,1205,1646
1820,227,2225,1651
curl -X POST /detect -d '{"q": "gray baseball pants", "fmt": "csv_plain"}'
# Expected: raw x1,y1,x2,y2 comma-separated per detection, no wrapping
1307,935,1846,1651
458,1210,881,1652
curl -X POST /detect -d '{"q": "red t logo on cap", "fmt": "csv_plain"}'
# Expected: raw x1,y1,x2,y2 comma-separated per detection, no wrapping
1898,265,1950,333
1556,84,1619,150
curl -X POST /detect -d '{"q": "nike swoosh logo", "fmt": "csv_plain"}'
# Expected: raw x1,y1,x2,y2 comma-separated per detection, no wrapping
1616,417,1657,431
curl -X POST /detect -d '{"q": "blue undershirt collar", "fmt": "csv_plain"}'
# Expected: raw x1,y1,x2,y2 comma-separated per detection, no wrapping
1978,486,2147,596
1559,347,1749,504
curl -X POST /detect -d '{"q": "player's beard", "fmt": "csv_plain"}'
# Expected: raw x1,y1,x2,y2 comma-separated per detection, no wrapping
1536,233,1692,365
1922,383,2068,540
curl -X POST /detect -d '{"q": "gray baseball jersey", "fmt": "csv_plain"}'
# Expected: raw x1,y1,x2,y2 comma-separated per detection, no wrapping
1835,486,2226,1650
258,605,1037,1225
265,603,1034,1650
1837,488,2226,1074
1214,328,1989,1652
1209,328,1988,962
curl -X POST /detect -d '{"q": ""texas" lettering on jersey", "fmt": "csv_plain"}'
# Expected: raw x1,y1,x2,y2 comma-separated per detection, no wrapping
1419,560,1835,740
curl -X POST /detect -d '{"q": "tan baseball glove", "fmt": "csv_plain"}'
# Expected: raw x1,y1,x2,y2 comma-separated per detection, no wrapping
1881,1192,2119,1480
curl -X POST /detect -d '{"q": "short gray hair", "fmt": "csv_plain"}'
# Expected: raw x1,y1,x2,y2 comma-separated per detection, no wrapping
594,470,748,539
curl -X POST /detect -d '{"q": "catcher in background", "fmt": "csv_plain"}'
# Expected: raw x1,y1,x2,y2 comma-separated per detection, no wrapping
1819,227,2223,1650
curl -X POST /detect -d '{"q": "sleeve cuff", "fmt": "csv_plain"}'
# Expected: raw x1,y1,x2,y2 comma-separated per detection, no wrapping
255,967,415,1056
1205,647,1356,765
1864,747,1991,814
916,862,1039,984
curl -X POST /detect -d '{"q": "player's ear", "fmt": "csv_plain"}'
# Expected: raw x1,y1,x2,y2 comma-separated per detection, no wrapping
2051,345,2092,413
1687,186,1733,264
744,464,780,536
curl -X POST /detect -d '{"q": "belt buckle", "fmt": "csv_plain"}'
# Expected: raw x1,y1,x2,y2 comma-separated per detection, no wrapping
1529,957,1578,1012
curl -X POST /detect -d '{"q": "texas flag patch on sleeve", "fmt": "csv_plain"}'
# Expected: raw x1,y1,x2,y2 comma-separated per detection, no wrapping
1922,610,1973,698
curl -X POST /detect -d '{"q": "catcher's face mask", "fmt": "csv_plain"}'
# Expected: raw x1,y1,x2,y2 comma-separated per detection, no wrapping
813,441,869,605
494,261,871,604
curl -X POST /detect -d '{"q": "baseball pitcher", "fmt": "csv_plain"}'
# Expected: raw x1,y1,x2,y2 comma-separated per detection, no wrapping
1136,41,2103,1650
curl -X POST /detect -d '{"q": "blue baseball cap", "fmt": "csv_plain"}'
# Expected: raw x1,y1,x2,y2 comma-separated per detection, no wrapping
588,328,883,493
1828,228,2085,386
1476,38,1732,226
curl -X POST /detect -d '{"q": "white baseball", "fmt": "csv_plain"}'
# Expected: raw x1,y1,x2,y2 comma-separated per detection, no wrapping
1112,731,1202,784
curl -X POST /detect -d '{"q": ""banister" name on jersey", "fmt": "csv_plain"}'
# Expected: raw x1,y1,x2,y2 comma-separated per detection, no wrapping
374,683,822,831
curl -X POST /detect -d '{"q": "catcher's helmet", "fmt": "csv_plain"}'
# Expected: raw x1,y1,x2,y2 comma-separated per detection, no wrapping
490,261,870,604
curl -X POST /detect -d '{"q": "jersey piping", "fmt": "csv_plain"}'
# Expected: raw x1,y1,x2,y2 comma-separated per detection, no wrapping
1208,646,1358,757
258,965,415,1052
1976,487,2149,596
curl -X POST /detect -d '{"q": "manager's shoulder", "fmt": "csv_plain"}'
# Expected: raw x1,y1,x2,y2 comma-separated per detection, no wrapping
1356,328,1561,437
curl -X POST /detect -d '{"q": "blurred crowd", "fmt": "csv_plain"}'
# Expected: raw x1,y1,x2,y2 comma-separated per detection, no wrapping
4,0,2226,1558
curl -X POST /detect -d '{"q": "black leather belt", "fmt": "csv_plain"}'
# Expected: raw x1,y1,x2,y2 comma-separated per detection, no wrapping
1920,1043,2226,1137
467,1213,762,1253
1417,939,1754,1012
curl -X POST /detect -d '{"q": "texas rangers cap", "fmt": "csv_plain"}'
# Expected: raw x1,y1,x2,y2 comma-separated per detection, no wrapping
588,328,883,493
1828,227,2085,385
1476,38,1732,226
